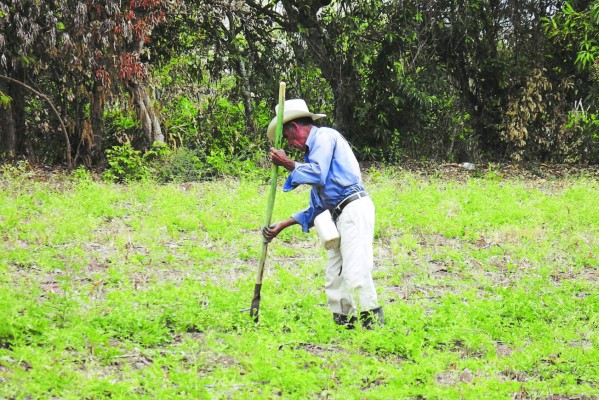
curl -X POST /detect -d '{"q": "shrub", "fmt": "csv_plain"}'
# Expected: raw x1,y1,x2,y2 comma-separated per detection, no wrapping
102,142,151,183
153,147,204,183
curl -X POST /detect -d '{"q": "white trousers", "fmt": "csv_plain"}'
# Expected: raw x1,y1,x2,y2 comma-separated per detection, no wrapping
324,196,379,315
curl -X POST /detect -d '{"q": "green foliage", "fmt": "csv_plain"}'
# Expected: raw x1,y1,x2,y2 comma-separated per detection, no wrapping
565,108,599,161
0,90,11,109
103,141,195,183
576,38,599,70
103,142,152,183
204,148,265,180
4,0,599,166
162,96,200,147
102,139,266,184
69,166,94,184
0,160,31,179
198,82,257,153
545,1,599,71
142,141,171,161
151,61,272,180
104,108,139,145
153,146,204,183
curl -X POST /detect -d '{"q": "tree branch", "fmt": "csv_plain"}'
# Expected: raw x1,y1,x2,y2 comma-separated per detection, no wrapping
0,75,73,169
245,0,287,26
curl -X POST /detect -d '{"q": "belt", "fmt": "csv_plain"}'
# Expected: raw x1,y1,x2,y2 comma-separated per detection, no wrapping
332,191,368,221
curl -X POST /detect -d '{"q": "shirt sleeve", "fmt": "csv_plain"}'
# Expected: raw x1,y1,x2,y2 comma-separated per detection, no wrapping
283,130,335,192
291,188,326,232
291,209,311,233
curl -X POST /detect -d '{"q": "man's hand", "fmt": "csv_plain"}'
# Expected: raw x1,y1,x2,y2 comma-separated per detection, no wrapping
261,218,298,243
269,148,295,171
262,222,284,243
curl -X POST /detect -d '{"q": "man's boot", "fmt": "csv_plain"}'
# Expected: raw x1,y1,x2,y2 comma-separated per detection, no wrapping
333,313,358,329
360,307,384,329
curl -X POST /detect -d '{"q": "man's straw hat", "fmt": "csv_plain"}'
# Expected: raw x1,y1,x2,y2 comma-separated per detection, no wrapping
267,99,326,141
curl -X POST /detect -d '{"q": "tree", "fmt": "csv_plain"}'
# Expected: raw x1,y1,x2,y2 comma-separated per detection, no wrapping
2,0,598,166
57,0,175,157
243,0,370,141
0,0,176,166
543,0,599,161
0,74,72,168
0,0,50,160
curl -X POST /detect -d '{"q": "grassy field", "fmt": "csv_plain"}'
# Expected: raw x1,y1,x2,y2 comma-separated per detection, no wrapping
0,164,597,399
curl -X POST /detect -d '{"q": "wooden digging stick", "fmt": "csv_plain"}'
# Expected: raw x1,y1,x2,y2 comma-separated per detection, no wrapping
250,82,286,322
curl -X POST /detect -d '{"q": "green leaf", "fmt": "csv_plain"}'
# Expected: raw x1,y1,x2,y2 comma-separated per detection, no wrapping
0,91,11,109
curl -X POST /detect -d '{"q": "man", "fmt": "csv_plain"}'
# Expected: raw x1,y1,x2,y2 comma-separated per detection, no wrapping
262,99,384,329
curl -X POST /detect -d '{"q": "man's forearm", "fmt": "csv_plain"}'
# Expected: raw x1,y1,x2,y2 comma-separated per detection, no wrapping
280,217,298,230
280,158,295,172
270,148,296,171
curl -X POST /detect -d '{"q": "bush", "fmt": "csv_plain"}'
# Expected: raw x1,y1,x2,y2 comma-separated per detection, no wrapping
0,160,32,181
565,110,599,163
102,142,152,183
70,166,94,184
102,142,264,184
204,148,268,180
153,147,204,183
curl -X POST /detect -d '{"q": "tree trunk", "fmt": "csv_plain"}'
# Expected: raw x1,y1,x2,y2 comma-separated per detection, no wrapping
90,81,106,165
10,69,31,159
0,80,16,159
236,55,257,137
225,11,256,138
0,109,16,159
129,82,164,147
330,76,358,140
282,3,359,142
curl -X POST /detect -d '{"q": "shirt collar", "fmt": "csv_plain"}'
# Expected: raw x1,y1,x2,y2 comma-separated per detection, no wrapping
305,125,319,153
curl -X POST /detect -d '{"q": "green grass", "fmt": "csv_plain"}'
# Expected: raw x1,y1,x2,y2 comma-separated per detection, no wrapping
0,166,597,399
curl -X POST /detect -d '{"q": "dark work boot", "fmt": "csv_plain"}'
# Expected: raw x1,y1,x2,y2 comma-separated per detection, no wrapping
360,307,384,330
333,313,358,329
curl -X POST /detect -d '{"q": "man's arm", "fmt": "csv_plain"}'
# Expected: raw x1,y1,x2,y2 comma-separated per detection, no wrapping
282,129,335,188
262,217,298,243
269,148,295,171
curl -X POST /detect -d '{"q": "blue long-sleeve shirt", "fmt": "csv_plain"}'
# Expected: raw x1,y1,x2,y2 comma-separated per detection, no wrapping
284,126,365,232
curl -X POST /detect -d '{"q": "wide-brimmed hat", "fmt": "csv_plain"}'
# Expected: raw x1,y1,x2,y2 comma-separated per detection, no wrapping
266,99,326,141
